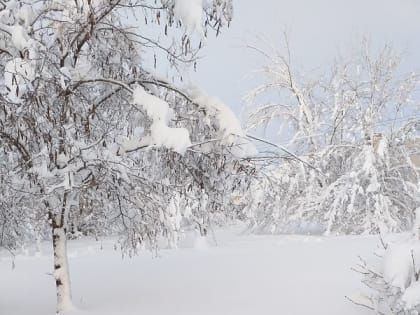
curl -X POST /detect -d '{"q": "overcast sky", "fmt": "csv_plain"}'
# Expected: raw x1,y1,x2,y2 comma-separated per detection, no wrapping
188,0,420,121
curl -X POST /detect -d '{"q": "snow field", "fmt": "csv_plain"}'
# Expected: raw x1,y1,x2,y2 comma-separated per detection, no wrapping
1,229,376,315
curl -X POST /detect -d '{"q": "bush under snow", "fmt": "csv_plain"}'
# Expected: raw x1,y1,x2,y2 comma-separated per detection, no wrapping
351,211,420,314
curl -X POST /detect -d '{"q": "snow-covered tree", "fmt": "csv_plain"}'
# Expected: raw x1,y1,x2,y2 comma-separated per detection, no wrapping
300,138,419,234
245,35,321,154
245,39,420,234
129,86,257,238
0,0,239,312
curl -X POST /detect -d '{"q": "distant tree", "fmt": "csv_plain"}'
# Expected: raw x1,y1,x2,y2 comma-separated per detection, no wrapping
245,38,420,234
245,35,321,154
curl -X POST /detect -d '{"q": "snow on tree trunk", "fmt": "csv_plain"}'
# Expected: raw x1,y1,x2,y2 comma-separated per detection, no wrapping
52,220,72,313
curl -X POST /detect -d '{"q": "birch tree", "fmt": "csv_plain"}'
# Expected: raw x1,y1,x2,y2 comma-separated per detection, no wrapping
0,0,235,312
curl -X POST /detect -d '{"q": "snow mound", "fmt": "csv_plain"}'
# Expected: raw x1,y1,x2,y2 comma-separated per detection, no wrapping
382,241,420,290
402,281,420,309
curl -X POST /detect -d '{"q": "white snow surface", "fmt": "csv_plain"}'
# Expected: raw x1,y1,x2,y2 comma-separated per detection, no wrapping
0,228,375,315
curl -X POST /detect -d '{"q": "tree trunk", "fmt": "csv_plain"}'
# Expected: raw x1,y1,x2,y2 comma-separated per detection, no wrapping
52,222,73,313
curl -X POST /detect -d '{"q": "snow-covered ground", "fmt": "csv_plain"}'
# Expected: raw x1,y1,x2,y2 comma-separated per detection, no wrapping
1,228,377,315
